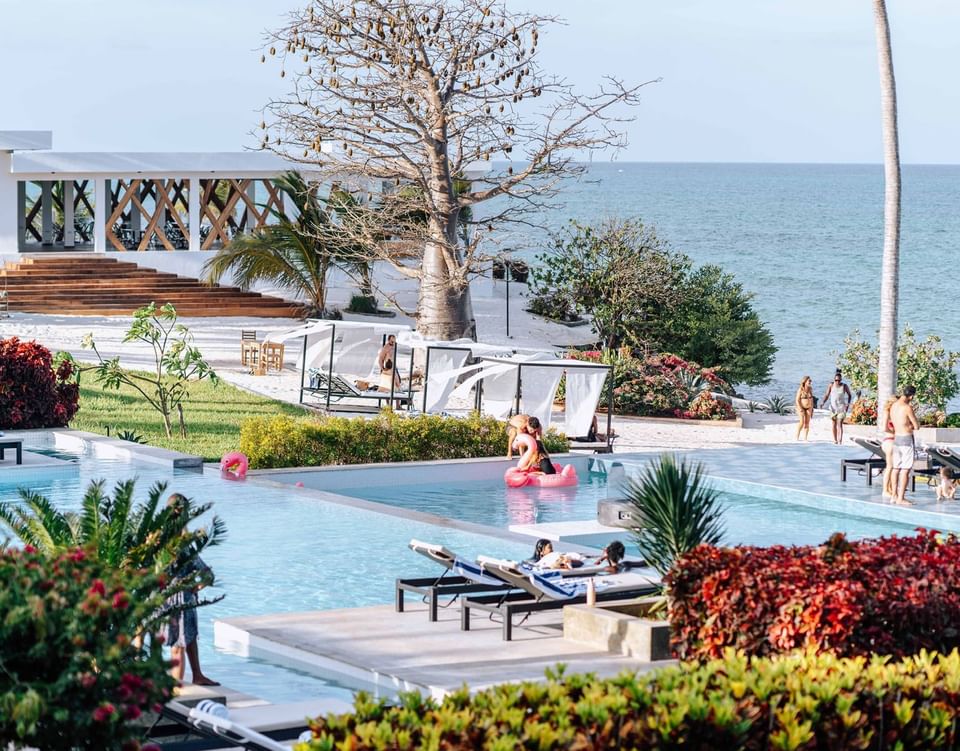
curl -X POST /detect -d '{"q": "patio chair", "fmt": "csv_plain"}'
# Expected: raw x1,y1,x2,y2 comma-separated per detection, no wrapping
841,437,886,484
396,539,512,621
241,330,261,369
461,557,659,641
155,700,300,750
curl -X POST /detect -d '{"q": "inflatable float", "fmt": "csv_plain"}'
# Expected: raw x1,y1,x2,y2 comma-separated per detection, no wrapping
504,463,578,488
504,432,578,488
220,451,249,480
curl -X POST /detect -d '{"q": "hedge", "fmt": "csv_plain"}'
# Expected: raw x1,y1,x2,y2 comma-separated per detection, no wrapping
297,650,960,750
240,411,569,469
667,531,960,661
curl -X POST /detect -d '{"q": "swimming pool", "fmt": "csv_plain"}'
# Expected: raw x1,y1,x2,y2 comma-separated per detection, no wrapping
1,434,532,703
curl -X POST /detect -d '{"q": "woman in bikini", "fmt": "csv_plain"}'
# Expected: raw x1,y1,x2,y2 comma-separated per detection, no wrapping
879,396,897,498
795,376,815,441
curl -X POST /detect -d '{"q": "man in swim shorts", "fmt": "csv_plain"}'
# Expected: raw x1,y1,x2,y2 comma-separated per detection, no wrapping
889,385,919,506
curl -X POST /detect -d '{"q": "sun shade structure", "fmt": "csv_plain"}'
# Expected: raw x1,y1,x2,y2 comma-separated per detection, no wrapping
267,319,413,412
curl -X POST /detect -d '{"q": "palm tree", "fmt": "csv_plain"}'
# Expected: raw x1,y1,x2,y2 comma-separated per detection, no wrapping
0,479,225,591
625,455,726,579
873,0,901,405
202,171,341,316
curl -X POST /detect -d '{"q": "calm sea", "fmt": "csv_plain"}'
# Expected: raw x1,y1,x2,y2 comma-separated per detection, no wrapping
489,162,960,402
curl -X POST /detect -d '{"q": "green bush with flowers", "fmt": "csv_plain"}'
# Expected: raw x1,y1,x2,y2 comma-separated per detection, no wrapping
0,545,173,750
563,349,732,419
296,650,960,750
848,397,878,425
240,411,569,469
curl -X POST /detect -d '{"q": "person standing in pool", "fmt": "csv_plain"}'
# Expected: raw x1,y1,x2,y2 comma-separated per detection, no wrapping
822,369,852,444
162,493,219,687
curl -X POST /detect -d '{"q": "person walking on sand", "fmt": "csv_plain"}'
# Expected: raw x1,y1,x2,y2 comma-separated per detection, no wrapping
795,376,815,441
822,369,852,444
889,386,919,506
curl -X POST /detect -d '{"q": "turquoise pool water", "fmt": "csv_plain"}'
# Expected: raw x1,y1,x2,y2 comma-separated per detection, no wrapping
0,437,531,703
338,476,916,546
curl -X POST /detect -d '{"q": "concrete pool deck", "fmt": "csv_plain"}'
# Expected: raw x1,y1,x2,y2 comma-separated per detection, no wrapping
215,601,666,700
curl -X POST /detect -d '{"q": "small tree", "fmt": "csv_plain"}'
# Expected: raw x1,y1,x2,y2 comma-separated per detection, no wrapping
82,303,217,438
530,219,689,350
531,219,775,385
836,327,960,412
259,0,651,339
626,455,726,581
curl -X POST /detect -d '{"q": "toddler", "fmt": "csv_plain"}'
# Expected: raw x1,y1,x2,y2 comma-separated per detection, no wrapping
936,467,957,502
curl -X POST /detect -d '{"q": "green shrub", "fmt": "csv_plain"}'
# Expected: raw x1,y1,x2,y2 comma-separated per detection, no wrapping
0,546,174,750
298,650,960,750
347,294,378,314
240,411,569,469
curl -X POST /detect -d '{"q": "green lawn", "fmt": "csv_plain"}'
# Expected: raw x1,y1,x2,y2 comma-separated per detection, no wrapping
70,375,309,462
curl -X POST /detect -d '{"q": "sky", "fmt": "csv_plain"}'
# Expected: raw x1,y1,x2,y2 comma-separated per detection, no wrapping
1,0,957,163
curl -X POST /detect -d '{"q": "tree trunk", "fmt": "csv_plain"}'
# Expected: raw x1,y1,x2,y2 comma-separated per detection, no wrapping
417,239,476,340
873,0,901,405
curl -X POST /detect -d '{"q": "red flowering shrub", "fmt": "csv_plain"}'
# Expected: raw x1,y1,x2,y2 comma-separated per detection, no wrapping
675,391,737,421
849,397,878,425
0,546,174,750
0,337,79,428
565,348,731,418
667,530,960,660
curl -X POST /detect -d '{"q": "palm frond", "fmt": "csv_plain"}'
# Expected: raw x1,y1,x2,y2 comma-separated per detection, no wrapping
626,454,726,577
0,490,77,552
79,479,107,551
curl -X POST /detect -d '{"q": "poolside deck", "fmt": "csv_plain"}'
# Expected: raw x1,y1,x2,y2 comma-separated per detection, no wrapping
215,601,667,700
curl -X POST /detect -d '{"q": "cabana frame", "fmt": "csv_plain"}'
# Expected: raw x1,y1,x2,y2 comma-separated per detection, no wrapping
477,356,616,453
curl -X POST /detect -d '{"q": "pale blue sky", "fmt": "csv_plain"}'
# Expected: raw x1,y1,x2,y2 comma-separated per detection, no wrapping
2,0,957,163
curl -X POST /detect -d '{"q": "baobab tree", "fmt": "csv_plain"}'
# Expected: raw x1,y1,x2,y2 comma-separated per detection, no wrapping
259,0,652,339
873,0,901,404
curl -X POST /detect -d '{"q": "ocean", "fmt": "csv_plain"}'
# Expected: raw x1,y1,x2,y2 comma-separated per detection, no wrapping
488,162,960,403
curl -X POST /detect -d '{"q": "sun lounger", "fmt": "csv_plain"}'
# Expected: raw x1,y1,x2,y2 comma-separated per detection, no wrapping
395,539,512,621
931,446,960,474
461,557,659,641
302,369,414,413
156,699,302,750
841,437,886,484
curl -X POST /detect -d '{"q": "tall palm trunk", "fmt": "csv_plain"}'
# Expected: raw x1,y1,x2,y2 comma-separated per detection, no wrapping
873,0,901,405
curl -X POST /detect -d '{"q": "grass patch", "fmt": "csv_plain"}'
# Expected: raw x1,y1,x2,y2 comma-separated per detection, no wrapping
70,374,308,462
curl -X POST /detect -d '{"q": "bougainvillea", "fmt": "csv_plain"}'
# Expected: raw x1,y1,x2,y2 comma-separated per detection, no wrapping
0,546,173,750
0,337,79,428
667,530,960,660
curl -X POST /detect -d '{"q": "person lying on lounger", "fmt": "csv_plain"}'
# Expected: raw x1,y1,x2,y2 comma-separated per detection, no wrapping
594,540,626,574
529,538,584,569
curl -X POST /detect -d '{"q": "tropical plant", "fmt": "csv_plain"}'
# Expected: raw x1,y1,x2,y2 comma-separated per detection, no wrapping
0,337,80,429
836,327,960,411
82,303,218,438
0,546,174,750
764,394,791,415
532,219,775,385
203,171,343,316
625,455,726,579
0,478,225,596
297,651,960,750
116,428,147,444
873,0,902,406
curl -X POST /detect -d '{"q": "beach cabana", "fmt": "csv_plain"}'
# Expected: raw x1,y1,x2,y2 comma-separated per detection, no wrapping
266,320,413,412
447,354,614,445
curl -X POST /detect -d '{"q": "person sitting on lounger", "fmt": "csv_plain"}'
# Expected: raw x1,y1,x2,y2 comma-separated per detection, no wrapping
531,538,584,569
594,540,626,574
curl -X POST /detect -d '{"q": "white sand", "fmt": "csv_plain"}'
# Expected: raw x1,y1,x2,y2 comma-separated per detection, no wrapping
0,280,838,450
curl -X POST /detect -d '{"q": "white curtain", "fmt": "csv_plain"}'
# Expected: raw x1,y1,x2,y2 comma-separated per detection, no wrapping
519,365,564,431
564,367,609,437
423,348,472,413
480,364,520,419
335,327,380,379
304,329,334,372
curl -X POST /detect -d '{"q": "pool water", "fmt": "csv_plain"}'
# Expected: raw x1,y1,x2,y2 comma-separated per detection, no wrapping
1,437,532,703
338,477,916,546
